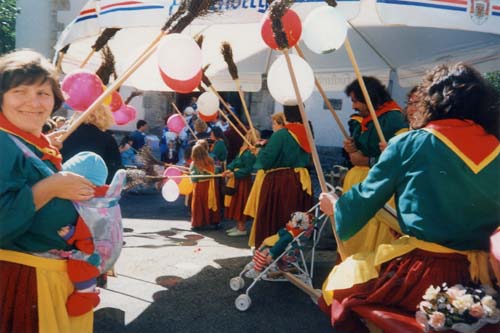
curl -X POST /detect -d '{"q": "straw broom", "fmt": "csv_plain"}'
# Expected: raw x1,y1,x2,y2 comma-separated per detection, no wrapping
220,42,259,143
55,44,70,75
269,0,347,260
60,0,219,143
324,0,386,144
95,46,117,85
80,28,121,68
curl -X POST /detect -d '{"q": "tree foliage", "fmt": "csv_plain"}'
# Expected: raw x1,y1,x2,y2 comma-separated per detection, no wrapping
0,0,19,55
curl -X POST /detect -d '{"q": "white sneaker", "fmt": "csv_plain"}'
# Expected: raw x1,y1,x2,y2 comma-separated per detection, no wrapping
228,229,247,237
225,226,237,234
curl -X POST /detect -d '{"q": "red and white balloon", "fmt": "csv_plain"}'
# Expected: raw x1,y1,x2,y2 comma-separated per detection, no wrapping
157,34,203,93
260,8,302,50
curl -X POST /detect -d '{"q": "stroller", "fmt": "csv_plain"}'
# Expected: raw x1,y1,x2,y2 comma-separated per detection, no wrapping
229,202,330,311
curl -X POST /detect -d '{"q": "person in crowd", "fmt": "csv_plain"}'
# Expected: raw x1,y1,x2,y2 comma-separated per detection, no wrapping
340,76,408,256
223,114,246,164
246,105,313,248
60,105,122,184
0,49,95,332
223,129,260,237
130,119,148,151
271,112,286,132
209,126,228,173
163,140,179,165
52,115,67,129
119,135,136,167
318,63,500,332
193,118,210,140
190,140,221,230
42,118,57,134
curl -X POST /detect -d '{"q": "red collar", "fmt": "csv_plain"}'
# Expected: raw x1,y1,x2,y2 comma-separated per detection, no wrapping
0,113,62,170
285,123,311,153
424,119,499,174
286,224,303,237
361,100,402,131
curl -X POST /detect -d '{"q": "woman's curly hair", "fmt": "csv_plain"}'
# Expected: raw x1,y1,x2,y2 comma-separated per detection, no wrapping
412,63,500,138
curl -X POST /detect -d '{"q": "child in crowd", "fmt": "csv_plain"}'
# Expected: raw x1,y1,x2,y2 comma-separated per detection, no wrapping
245,211,313,278
190,140,221,229
119,135,136,167
163,140,179,165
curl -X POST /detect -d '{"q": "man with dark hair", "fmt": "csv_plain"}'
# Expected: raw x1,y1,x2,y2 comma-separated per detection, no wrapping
130,120,148,151
340,77,408,257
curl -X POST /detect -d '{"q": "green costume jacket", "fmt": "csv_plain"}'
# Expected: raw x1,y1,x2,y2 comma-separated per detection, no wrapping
0,130,76,252
227,149,256,179
254,127,311,170
336,119,499,251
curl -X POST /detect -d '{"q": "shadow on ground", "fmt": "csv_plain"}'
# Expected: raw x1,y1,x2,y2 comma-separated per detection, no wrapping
94,257,333,333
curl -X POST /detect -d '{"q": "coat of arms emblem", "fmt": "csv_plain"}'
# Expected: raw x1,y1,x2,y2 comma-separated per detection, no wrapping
468,0,491,25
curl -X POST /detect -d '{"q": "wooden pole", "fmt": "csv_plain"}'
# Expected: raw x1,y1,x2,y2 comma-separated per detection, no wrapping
171,102,199,140
234,78,259,143
344,38,386,144
217,107,253,148
282,272,321,301
294,45,349,139
79,50,95,68
207,85,247,131
282,49,346,261
60,35,163,142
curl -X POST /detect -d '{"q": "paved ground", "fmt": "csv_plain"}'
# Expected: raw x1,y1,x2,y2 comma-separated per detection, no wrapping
94,189,338,333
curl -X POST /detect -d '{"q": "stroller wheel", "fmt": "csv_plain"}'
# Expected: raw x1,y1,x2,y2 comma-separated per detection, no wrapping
235,294,252,311
230,277,245,291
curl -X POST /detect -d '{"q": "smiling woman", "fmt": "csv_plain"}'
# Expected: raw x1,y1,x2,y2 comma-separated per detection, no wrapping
0,50,95,333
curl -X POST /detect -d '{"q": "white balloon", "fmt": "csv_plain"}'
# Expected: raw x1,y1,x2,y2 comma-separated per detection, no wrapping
267,54,315,106
197,91,219,117
161,179,180,202
157,34,202,80
303,6,348,54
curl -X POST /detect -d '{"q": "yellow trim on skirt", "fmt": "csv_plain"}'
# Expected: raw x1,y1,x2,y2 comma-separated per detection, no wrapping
0,249,93,333
321,236,492,305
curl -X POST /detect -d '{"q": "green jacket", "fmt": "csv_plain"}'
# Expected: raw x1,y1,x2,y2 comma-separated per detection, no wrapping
227,149,256,179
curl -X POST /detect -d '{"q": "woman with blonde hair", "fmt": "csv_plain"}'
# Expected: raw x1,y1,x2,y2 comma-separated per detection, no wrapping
190,141,221,229
271,112,285,132
61,105,122,184
223,128,260,236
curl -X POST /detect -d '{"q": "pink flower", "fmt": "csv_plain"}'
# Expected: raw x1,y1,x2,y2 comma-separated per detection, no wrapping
428,311,446,329
469,303,485,318
446,285,466,301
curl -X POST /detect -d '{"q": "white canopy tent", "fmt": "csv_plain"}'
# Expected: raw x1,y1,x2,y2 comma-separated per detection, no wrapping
55,0,500,93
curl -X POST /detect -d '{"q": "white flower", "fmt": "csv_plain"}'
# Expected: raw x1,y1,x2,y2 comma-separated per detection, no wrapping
419,301,433,312
428,311,446,329
481,295,497,315
447,286,467,301
452,294,474,314
423,285,441,301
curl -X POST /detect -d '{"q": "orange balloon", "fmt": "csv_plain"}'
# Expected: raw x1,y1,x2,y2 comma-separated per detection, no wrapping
178,177,194,195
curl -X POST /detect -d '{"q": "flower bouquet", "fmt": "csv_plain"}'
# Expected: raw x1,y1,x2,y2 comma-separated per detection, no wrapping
416,283,500,333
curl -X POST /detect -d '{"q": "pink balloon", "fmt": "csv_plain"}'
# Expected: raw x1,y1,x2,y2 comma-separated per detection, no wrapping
62,71,104,111
261,9,302,50
159,67,202,94
163,166,183,184
112,104,136,126
123,104,137,121
167,114,185,134
109,91,123,112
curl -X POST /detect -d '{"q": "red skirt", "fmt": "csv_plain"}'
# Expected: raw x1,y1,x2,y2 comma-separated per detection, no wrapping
191,180,221,227
322,250,471,331
0,261,38,333
254,169,313,247
224,177,252,222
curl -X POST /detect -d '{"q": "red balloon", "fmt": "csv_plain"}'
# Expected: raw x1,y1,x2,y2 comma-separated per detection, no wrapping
260,9,302,50
159,67,202,94
198,111,218,123
109,91,123,112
